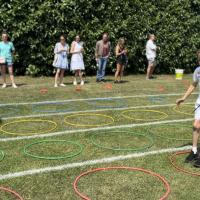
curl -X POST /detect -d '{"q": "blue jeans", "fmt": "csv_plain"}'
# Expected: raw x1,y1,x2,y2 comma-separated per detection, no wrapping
96,57,108,80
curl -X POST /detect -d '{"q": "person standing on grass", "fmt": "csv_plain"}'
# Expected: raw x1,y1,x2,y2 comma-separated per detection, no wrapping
70,35,85,86
0,32,17,88
146,34,158,80
53,35,69,88
176,52,200,167
114,38,128,83
95,33,111,82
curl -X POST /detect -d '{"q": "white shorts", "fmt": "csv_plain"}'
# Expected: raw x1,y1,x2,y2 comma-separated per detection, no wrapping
195,98,200,120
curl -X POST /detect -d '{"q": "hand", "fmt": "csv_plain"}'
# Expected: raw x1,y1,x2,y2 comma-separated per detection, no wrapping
176,98,185,106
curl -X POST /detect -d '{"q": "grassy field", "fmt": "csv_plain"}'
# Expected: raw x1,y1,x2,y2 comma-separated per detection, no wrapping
0,74,199,200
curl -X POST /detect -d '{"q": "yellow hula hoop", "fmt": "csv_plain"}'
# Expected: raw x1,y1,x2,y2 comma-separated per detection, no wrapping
0,119,58,136
121,109,168,121
64,113,115,127
172,105,193,116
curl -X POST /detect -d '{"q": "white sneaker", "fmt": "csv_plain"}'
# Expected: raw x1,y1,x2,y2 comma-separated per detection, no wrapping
2,83,6,88
80,80,84,86
54,84,58,88
60,83,66,87
12,83,18,88
73,81,77,86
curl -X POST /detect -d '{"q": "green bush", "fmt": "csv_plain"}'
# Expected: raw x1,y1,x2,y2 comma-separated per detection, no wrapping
0,0,199,75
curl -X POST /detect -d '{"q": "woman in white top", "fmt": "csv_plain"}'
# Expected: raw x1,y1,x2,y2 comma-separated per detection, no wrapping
146,34,158,80
70,35,85,86
53,35,69,87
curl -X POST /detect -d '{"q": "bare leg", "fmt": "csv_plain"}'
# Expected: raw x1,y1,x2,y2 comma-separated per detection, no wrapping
1,65,6,84
146,63,153,79
119,65,125,81
78,70,83,81
193,120,200,151
60,69,65,84
8,65,16,86
115,64,121,81
150,64,156,77
55,68,60,86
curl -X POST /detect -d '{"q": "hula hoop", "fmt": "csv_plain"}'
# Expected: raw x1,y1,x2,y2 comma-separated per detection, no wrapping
73,166,171,200
32,102,76,113
23,140,84,160
0,186,24,200
0,106,20,117
172,105,193,116
64,113,115,127
0,119,57,136
90,131,154,151
87,98,126,109
148,96,165,103
148,124,192,141
121,109,168,121
169,150,200,176
0,150,4,161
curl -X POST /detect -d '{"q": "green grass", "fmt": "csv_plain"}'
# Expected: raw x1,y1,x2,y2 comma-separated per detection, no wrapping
0,74,199,200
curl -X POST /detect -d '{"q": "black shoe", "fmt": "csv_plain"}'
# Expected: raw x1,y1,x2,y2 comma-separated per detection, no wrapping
96,79,101,83
194,158,200,167
149,76,157,79
185,151,198,163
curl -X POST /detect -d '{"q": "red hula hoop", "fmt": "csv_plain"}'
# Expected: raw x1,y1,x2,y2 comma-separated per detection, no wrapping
0,186,24,200
170,150,200,176
73,166,171,200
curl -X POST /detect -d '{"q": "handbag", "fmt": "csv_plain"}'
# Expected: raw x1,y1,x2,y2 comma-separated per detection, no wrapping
52,54,58,67
0,57,6,64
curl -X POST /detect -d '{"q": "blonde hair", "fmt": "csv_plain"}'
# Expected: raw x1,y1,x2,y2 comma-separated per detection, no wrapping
117,38,125,49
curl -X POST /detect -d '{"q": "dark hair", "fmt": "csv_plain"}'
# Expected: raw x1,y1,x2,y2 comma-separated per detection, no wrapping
60,35,66,39
103,32,109,37
2,31,10,41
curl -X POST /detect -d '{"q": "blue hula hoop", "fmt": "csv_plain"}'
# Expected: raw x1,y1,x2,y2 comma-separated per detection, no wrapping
32,101,77,113
87,98,127,109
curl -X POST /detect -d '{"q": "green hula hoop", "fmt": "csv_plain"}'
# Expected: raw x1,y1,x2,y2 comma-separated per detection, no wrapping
0,150,4,162
0,119,57,136
148,123,192,141
23,140,84,160
90,131,154,151
121,109,168,121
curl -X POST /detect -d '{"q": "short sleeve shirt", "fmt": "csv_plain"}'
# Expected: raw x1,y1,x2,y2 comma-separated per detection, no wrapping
0,41,15,62
146,40,157,60
193,67,200,84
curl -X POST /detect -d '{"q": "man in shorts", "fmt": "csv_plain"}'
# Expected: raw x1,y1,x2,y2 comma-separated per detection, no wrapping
176,52,200,167
146,34,158,80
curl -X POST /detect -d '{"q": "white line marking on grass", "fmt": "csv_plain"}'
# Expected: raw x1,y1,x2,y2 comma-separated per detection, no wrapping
0,92,198,107
1,102,195,120
0,146,191,181
0,118,193,142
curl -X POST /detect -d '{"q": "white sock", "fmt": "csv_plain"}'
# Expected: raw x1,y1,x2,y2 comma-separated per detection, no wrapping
192,147,197,154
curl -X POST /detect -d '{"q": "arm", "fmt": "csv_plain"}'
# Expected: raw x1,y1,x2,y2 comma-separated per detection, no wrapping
70,42,81,54
95,41,99,60
11,42,15,55
115,45,121,56
176,82,197,105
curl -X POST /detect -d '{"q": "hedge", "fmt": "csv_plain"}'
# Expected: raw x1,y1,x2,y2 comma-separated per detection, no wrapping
0,0,199,76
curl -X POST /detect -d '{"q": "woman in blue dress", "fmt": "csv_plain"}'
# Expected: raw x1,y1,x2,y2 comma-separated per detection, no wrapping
53,35,69,87
0,32,17,88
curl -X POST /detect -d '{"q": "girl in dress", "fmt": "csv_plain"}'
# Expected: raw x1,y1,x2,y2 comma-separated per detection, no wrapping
70,35,85,86
114,38,128,83
53,35,69,87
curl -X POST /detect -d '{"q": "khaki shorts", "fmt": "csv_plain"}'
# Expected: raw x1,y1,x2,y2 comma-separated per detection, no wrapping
148,58,156,67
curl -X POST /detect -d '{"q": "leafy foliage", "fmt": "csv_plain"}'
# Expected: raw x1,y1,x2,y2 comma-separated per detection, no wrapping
0,0,199,75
